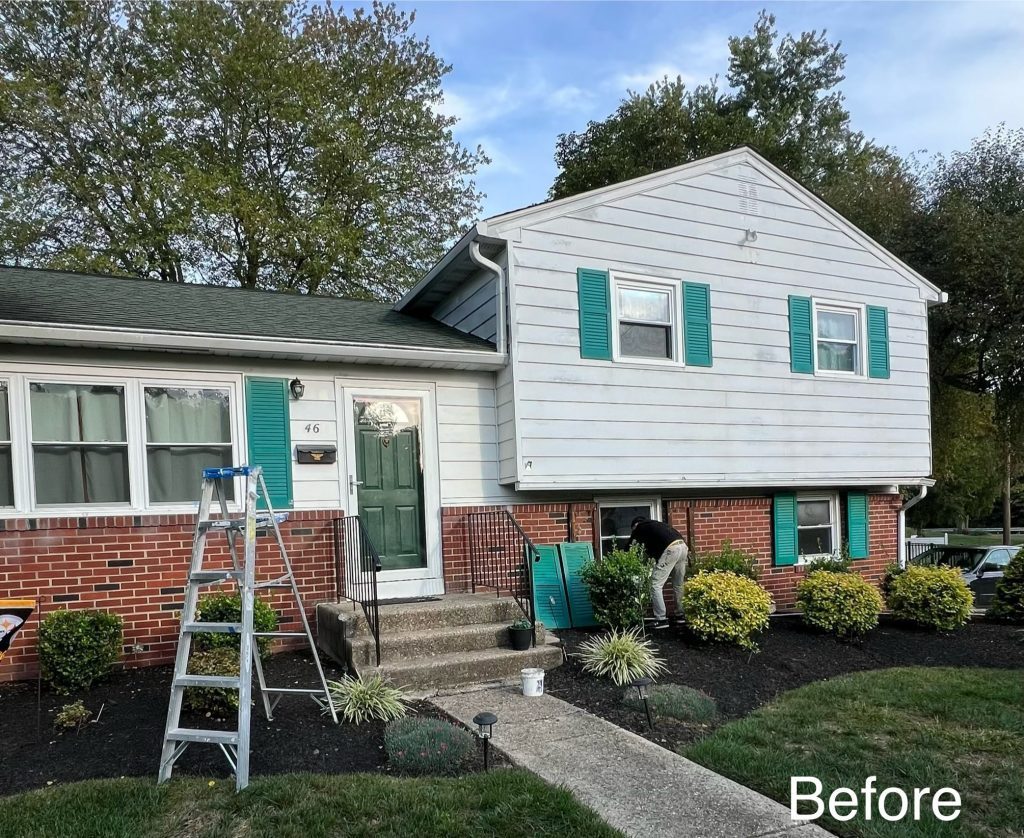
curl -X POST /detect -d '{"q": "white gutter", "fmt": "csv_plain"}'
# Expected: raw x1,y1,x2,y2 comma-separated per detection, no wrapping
468,241,507,355
0,321,506,371
514,477,934,491
898,485,929,567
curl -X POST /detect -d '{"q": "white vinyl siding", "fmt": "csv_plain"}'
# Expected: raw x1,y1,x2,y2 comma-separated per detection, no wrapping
497,158,933,488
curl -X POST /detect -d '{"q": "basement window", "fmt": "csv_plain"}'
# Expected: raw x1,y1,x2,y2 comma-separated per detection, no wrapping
797,494,839,560
598,498,662,557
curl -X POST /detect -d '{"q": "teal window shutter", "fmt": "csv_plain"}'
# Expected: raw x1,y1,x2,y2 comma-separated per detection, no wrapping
788,296,814,374
866,306,890,379
847,492,870,559
531,544,571,629
683,282,713,366
559,542,599,628
245,377,293,510
577,267,612,360
773,492,798,566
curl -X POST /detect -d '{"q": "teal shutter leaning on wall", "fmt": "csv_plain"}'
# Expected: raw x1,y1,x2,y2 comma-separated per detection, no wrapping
577,267,612,360
788,296,814,374
847,492,870,558
682,282,713,366
245,377,293,510
866,306,890,379
773,492,798,566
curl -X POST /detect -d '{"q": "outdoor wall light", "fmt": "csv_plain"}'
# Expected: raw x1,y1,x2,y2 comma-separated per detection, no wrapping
473,711,498,771
289,378,305,400
631,676,654,729
744,228,758,243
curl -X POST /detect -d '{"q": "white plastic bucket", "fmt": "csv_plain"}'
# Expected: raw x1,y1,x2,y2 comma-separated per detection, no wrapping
521,667,545,697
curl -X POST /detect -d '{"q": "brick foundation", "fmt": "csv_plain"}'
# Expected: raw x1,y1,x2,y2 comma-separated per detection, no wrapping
0,509,341,682
442,493,901,615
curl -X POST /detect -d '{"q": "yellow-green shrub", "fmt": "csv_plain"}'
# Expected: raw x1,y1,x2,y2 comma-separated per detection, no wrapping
796,571,882,640
682,571,772,651
886,565,974,630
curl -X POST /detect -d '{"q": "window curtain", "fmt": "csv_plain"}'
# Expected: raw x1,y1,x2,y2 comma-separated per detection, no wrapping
145,388,232,503
30,384,129,504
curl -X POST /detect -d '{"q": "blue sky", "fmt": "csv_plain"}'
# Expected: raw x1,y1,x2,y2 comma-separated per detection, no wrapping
396,1,1024,218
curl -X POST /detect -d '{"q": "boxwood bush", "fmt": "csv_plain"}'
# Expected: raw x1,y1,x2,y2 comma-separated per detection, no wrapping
989,550,1024,623
886,565,974,630
687,540,760,580
384,717,476,776
579,544,652,629
193,591,277,658
38,609,123,694
682,571,772,651
796,571,883,640
183,647,239,716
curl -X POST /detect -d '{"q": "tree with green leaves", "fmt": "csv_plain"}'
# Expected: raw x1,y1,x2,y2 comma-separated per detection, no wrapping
0,0,485,299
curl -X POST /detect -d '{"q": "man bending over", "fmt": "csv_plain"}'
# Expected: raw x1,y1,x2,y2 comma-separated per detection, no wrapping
627,516,688,630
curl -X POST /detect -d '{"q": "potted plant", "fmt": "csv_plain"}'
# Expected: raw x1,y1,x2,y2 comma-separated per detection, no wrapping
508,618,534,651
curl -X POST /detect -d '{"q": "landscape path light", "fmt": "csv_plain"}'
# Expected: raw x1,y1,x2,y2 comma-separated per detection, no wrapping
631,676,654,729
473,711,498,772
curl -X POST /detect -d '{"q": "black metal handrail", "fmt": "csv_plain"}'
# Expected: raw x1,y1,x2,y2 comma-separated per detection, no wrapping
467,508,538,647
332,515,382,666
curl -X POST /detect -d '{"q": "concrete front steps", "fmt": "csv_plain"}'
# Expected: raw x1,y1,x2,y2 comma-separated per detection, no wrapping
316,593,563,692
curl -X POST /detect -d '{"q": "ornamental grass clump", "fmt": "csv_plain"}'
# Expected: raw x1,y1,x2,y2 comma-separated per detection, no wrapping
578,626,667,686
682,571,772,651
622,683,717,723
886,565,974,630
989,550,1024,623
384,717,476,776
579,544,652,628
796,571,883,640
327,674,410,724
38,609,123,694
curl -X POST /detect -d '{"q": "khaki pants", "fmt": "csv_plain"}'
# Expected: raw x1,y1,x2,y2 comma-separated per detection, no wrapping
651,540,688,620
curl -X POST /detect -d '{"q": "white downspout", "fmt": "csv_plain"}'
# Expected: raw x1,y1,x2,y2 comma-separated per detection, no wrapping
898,486,928,567
469,241,507,356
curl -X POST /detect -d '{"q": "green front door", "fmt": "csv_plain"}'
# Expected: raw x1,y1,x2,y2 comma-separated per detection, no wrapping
353,396,427,573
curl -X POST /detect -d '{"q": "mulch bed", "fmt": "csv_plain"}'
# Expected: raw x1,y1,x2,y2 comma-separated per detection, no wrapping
545,616,1024,753
1,651,493,797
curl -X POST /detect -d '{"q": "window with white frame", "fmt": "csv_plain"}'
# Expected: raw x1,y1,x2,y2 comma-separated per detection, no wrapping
614,277,678,361
814,303,862,374
599,498,662,557
797,495,839,559
0,382,12,507
30,382,130,505
144,387,234,503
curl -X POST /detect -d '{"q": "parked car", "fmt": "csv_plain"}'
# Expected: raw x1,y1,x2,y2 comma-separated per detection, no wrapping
910,545,1020,607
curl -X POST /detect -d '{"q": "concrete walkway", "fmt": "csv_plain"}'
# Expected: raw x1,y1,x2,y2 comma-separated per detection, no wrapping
431,683,835,838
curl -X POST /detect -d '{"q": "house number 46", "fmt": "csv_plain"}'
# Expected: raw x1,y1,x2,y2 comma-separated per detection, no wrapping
304,423,320,434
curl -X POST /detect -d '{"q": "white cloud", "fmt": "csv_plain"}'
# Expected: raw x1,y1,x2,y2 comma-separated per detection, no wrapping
475,136,523,176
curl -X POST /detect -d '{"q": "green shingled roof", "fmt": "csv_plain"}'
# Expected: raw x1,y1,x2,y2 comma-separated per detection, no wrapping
0,266,493,352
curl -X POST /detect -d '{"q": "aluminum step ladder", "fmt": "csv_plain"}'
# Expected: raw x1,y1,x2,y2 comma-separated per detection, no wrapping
158,465,337,791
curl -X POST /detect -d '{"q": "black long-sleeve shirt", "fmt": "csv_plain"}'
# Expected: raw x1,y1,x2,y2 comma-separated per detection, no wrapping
626,519,685,560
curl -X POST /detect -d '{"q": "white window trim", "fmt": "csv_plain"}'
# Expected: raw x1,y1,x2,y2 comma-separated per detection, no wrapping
597,496,663,554
811,298,867,379
2,364,244,517
0,378,12,509
610,272,684,367
796,492,840,564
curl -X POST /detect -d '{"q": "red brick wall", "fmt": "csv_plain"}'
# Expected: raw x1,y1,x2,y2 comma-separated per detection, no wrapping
0,510,341,682
443,493,900,614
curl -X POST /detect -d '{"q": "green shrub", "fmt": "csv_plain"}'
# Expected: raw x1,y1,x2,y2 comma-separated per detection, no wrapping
54,700,92,732
193,592,277,658
886,565,974,630
384,717,476,776
687,540,760,580
796,571,883,640
622,683,717,722
38,609,123,694
989,550,1024,623
802,546,853,574
682,571,772,651
183,647,240,715
881,562,905,599
327,674,410,724
579,544,652,629
578,626,667,686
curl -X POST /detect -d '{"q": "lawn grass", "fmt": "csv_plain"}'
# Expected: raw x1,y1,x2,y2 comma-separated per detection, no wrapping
685,667,1024,838
0,770,620,838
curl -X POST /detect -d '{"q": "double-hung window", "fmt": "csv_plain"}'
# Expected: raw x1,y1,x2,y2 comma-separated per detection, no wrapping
614,277,678,362
0,383,12,507
814,303,862,374
796,495,839,559
599,498,662,557
144,387,234,503
30,382,130,505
